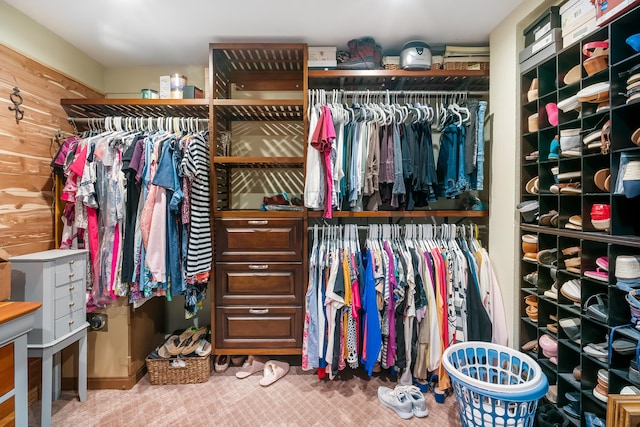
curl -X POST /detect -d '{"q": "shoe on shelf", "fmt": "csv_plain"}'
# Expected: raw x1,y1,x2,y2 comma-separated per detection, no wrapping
559,317,581,344
590,203,611,230
560,279,581,303
537,248,558,266
544,286,558,300
523,271,538,286
584,268,608,282
377,386,414,419
596,256,608,271
521,339,538,352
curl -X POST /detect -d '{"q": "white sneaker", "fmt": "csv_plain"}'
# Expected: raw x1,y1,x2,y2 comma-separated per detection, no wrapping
396,385,429,417
377,386,413,419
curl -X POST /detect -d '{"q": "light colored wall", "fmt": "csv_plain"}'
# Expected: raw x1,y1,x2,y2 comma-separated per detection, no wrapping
489,0,562,347
105,65,206,98
0,1,105,92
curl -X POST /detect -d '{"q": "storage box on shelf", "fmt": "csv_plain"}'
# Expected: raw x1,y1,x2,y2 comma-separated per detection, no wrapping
519,4,640,423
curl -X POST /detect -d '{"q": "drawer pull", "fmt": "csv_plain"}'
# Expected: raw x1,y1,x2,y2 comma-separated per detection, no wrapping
247,220,268,225
69,260,75,264
249,308,269,315
69,302,75,307
68,320,75,325
69,272,75,277
248,264,269,270
69,286,75,291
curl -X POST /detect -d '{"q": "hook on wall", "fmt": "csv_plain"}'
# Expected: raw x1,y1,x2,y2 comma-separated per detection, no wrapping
8,87,25,124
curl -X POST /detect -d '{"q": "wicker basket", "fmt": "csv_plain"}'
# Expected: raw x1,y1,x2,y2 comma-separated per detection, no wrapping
146,355,211,385
383,63,400,70
443,61,489,71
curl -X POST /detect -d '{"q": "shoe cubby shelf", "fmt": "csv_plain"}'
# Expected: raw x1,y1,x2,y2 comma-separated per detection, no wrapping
519,4,640,423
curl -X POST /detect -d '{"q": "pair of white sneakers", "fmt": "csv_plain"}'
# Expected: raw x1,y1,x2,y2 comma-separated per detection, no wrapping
377,384,429,419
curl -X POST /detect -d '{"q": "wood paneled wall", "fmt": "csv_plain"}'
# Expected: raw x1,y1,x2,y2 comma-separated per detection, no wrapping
0,44,102,260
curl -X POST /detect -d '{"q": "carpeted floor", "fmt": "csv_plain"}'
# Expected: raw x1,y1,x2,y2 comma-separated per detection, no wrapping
29,362,463,426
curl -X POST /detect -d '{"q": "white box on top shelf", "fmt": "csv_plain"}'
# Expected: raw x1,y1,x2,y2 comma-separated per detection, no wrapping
308,46,337,68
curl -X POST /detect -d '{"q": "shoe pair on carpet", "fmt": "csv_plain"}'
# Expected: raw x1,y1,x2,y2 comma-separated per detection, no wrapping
377,384,429,419
234,356,290,387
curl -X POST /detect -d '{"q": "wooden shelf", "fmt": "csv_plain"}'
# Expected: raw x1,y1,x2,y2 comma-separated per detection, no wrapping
213,100,303,120
213,156,304,167
213,210,305,218
61,98,209,119
308,210,489,218
521,224,640,247
308,68,489,92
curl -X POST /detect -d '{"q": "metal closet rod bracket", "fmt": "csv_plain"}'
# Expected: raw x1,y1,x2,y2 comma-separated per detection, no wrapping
8,87,24,124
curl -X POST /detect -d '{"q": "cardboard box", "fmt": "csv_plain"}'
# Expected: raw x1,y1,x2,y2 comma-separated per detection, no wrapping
595,0,640,26
520,39,563,71
563,18,599,47
308,46,337,68
520,28,563,64
523,6,561,46
0,261,11,301
183,85,204,99
159,75,171,99
561,0,596,30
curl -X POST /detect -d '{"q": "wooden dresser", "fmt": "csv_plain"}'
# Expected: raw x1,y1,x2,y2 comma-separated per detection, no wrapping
0,301,41,427
214,217,303,353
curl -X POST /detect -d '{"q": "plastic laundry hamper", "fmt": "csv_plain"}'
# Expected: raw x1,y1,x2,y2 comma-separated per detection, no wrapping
442,342,548,427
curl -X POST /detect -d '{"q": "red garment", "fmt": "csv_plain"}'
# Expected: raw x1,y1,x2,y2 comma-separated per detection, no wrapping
311,106,336,219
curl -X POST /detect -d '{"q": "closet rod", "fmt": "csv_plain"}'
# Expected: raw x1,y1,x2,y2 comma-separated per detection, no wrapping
66,117,209,123
306,224,488,231
336,89,488,97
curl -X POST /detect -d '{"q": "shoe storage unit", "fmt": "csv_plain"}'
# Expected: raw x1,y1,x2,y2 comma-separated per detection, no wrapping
518,4,640,424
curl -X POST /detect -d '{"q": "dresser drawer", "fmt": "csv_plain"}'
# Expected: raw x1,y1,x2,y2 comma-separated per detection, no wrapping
54,256,85,286
215,263,302,306
54,290,85,320
215,307,302,349
0,342,14,397
215,218,303,262
54,308,85,340
54,279,84,301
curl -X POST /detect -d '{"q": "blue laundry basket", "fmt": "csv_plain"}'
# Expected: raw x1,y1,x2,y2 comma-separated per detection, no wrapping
442,342,548,427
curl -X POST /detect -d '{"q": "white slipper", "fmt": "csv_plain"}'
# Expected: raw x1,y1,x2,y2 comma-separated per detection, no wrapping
235,356,267,379
259,360,290,386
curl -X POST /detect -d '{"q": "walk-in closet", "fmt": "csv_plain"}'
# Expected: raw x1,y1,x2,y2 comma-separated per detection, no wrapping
2,0,639,426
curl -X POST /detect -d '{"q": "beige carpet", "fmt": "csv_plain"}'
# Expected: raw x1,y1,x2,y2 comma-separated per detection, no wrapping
29,363,463,427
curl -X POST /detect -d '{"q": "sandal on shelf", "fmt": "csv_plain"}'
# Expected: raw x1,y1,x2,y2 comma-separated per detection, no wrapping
559,318,581,344
562,246,581,256
547,323,559,334
539,210,558,226
259,360,290,387
584,268,608,282
521,339,538,352
524,294,538,307
525,304,538,321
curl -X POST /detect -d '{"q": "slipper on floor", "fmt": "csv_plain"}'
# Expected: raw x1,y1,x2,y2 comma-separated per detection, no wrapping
259,360,290,386
235,355,268,379
215,355,229,372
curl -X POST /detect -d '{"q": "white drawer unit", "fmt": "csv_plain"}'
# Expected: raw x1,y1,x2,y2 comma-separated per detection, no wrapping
10,249,87,345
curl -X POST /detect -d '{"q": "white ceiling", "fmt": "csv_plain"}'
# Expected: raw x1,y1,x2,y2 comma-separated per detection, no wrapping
6,0,525,68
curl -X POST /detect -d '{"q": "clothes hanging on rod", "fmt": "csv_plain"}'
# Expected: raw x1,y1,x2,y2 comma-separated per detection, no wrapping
303,90,488,218
52,116,211,318
301,222,507,387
